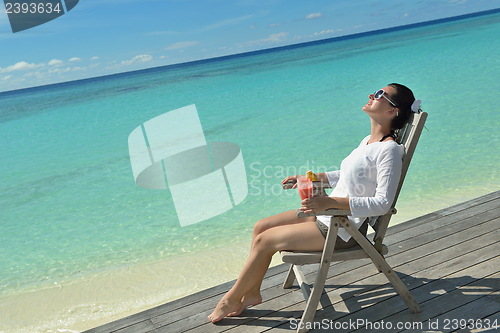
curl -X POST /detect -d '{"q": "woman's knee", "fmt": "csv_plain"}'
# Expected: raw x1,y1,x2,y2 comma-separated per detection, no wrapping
252,218,269,238
252,232,276,253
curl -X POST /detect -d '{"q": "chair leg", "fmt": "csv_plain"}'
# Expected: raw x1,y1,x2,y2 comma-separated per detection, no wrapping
339,219,422,314
283,264,296,289
369,253,422,313
296,256,331,333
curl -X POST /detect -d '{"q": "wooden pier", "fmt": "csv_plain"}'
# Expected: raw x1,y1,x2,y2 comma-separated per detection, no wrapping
84,190,500,332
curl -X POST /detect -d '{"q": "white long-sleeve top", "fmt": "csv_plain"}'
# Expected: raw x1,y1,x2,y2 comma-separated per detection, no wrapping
316,135,405,242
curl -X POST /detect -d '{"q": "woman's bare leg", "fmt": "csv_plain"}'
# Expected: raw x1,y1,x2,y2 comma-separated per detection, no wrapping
251,209,314,242
226,210,315,316
208,219,324,323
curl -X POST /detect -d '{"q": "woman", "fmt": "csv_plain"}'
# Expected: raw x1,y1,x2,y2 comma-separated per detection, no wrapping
208,83,422,323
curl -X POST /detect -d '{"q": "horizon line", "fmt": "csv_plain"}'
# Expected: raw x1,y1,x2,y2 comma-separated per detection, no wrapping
2,6,500,96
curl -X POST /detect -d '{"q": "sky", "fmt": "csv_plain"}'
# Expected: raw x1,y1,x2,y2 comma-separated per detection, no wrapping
1,0,500,93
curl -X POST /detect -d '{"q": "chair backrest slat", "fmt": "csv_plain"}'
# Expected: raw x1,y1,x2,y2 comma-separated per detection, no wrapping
372,112,428,242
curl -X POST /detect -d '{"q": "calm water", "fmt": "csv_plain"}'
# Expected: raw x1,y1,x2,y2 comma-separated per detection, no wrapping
1,11,500,332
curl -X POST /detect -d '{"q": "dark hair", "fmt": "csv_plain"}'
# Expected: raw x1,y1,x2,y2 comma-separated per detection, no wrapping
387,83,420,138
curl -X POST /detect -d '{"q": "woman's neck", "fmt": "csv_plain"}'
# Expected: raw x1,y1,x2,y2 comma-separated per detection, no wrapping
368,118,393,144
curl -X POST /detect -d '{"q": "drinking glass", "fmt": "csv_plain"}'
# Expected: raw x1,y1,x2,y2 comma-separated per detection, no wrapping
297,176,313,200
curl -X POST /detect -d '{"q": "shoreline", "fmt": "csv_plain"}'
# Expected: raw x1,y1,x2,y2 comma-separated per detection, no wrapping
2,185,499,333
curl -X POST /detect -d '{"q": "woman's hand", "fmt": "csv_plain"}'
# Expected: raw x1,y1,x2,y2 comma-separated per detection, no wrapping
300,197,333,214
282,175,301,189
300,196,351,214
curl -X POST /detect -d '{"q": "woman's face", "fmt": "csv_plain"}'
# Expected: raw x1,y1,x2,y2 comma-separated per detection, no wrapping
362,86,397,116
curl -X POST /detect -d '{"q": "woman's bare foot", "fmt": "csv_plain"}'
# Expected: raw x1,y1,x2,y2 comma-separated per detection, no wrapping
227,293,262,317
208,298,242,323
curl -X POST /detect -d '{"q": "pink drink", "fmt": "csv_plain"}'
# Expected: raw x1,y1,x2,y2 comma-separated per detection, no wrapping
297,176,313,200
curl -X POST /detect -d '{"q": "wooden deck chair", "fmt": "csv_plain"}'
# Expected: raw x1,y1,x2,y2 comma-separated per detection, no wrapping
281,111,428,332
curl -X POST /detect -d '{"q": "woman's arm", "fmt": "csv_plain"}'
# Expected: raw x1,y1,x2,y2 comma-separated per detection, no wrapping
349,144,404,218
300,196,350,214
314,172,330,182
281,175,299,189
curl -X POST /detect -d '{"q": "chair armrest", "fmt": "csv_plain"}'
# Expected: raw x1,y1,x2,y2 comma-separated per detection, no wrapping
282,180,296,190
316,208,351,216
296,208,351,218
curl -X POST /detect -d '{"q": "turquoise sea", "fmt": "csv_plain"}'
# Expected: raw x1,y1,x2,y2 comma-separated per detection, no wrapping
1,11,500,333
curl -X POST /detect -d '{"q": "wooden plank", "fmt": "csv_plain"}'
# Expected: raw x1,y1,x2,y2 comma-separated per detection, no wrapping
348,256,500,333
381,199,500,248
400,270,500,333
148,266,295,331
99,319,155,333
473,312,500,332
81,281,233,333
384,190,500,238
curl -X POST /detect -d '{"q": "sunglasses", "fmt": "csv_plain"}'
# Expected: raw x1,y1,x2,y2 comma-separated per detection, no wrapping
373,89,397,107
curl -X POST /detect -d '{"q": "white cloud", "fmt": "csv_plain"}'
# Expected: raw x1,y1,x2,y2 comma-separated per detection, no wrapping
294,28,342,40
305,13,323,20
313,29,338,36
89,63,100,68
266,32,288,42
2,75,12,81
120,54,152,65
269,23,282,27
69,57,81,62
238,32,289,47
105,54,153,69
48,59,64,66
165,41,200,50
159,55,168,59
48,67,71,74
0,61,45,73
91,56,99,60
2,76,26,86
250,24,256,29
